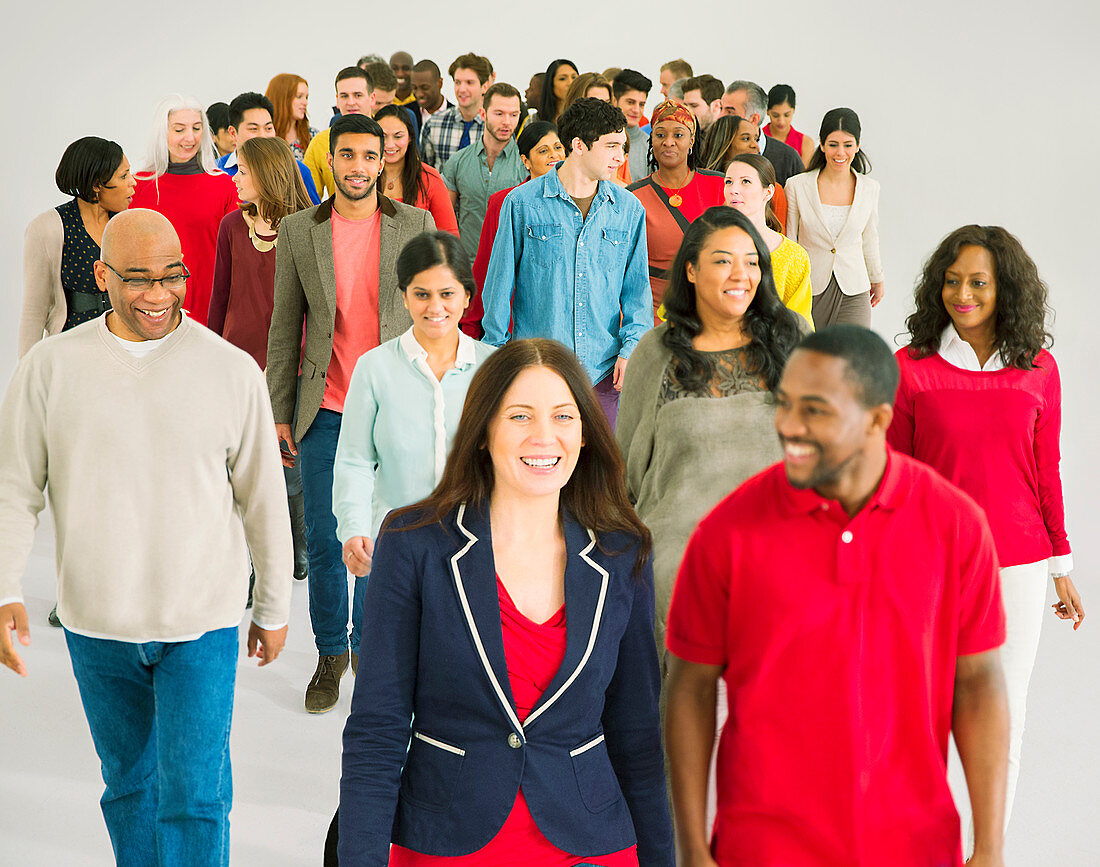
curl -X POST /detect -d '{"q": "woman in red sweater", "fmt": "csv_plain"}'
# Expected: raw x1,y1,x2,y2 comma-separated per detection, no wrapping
374,104,458,235
887,224,1083,837
130,94,239,326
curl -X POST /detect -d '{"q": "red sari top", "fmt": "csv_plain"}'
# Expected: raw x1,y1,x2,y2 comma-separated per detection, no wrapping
389,579,638,867
629,170,725,318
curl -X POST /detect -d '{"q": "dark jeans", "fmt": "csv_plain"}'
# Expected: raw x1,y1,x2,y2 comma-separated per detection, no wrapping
65,626,238,866
299,408,365,655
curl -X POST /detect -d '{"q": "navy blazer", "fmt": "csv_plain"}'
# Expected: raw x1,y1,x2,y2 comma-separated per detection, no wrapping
338,503,674,866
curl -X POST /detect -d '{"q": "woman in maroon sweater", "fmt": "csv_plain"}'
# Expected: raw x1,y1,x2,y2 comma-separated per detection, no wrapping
209,135,313,582
887,224,1083,838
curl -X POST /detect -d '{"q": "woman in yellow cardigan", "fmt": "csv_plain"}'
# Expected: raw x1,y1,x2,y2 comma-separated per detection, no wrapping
722,153,814,329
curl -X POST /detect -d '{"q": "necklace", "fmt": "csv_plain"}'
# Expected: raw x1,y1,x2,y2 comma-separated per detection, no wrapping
655,168,692,208
242,211,276,253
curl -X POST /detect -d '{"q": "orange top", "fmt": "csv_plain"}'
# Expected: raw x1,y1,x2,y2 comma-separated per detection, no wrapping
322,209,381,412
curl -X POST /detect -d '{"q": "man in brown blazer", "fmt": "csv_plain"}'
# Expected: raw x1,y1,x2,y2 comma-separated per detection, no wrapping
266,114,435,713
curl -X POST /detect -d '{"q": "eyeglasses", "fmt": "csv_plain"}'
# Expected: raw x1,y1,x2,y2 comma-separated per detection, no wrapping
102,262,189,292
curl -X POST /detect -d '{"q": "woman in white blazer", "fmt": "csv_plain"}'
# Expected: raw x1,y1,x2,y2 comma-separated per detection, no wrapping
785,108,883,328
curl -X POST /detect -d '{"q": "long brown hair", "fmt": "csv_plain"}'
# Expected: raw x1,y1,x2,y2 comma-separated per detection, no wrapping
386,339,652,574
562,72,612,114
237,137,313,231
728,153,783,232
266,73,312,150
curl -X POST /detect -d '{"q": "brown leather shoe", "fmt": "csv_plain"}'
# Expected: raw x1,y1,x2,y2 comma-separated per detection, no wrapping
305,650,349,714
351,651,358,676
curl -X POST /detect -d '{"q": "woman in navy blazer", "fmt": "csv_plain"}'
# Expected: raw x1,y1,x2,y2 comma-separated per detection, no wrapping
338,339,674,866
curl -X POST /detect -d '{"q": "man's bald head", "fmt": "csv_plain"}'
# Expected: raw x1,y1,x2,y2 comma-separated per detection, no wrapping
100,208,181,265
96,209,188,341
390,51,414,98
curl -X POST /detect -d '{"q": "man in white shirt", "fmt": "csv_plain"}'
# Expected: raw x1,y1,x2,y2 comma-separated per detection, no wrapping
0,209,292,865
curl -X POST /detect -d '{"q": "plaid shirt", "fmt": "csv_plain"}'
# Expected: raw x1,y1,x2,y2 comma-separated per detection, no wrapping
419,106,484,170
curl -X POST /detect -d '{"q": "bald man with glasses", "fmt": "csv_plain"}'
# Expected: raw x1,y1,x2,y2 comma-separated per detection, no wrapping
0,208,293,865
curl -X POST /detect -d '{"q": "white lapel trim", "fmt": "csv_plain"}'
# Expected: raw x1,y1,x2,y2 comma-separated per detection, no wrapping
522,529,609,731
451,504,526,741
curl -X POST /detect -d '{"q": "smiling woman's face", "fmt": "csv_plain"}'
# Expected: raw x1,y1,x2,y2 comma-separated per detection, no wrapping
487,365,584,502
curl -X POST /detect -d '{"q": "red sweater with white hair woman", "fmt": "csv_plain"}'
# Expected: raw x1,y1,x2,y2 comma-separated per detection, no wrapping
130,163,238,327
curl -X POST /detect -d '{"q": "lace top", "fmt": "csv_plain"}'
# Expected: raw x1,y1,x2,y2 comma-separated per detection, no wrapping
657,346,767,408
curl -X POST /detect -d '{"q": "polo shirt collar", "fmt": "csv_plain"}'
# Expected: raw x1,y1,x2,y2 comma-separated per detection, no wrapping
398,327,478,368
222,150,239,170
780,447,904,516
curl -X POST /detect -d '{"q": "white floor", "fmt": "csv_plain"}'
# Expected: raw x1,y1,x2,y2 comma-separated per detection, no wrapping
2,527,1098,865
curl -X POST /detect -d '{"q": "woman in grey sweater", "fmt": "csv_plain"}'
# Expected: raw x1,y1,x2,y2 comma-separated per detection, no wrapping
617,206,805,655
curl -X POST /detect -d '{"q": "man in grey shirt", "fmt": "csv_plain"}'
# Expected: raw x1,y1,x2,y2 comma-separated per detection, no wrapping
613,69,653,182
441,83,528,265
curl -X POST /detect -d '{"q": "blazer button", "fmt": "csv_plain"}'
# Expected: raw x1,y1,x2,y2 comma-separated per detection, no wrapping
507,733,522,749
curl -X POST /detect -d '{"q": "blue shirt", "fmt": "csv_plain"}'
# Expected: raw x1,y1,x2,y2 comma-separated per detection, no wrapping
332,328,495,541
480,166,651,385
215,151,321,205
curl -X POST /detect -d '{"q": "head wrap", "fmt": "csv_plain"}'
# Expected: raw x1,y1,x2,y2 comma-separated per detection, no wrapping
650,99,697,133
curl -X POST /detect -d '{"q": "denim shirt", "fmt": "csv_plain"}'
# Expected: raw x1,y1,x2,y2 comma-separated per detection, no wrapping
481,166,652,385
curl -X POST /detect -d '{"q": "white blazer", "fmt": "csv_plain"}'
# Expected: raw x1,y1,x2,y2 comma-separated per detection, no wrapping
785,169,883,297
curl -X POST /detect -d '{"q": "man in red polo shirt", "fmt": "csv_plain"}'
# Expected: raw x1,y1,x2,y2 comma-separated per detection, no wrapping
666,326,1010,867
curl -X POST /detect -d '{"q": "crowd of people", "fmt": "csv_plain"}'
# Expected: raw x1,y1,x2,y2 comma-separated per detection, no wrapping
0,46,1083,867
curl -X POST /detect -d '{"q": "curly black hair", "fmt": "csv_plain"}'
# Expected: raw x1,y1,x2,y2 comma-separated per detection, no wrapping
661,206,803,393
903,225,1052,369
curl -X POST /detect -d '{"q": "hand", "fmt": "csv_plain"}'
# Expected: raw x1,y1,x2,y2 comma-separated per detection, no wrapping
613,356,628,392
247,622,288,666
343,536,375,577
0,602,31,677
1052,575,1085,630
275,423,297,468
870,282,885,307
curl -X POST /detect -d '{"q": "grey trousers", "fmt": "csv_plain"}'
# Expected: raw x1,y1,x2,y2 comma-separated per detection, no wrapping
811,273,871,329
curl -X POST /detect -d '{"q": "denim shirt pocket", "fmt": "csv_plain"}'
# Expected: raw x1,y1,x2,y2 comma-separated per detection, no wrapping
525,224,563,271
598,227,631,271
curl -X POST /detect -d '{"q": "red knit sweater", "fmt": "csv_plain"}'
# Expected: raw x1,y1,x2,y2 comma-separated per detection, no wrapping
888,348,1071,568
130,171,239,326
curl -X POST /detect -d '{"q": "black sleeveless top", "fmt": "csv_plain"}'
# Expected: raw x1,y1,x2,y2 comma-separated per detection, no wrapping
57,198,111,330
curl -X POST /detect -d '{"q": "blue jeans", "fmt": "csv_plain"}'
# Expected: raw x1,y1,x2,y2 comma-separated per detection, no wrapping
299,408,365,655
64,626,238,867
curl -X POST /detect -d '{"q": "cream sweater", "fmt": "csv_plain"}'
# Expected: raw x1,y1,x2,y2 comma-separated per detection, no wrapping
0,315,293,640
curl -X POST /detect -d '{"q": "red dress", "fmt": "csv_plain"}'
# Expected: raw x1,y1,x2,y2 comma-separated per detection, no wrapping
763,123,808,158
412,165,460,237
130,171,239,327
389,579,639,867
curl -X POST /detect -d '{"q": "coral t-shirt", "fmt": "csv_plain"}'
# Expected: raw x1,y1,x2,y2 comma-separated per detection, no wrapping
322,209,381,413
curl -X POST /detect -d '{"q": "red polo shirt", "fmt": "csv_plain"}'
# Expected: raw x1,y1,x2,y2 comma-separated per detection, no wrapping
666,449,1005,867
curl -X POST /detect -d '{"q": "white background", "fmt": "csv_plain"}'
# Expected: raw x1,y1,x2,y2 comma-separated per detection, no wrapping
1,0,1098,862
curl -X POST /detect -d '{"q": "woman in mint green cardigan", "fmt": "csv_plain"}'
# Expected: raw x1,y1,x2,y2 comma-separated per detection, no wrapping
332,231,495,659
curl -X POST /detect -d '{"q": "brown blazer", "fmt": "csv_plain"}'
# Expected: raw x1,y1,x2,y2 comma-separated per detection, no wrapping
267,194,435,441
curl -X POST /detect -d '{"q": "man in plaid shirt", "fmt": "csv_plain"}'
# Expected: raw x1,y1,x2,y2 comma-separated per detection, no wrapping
419,52,491,170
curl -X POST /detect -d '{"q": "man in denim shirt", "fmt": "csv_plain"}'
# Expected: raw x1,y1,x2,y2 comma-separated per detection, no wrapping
481,98,651,426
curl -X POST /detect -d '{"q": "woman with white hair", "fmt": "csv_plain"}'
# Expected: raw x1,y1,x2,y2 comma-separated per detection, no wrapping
129,94,239,326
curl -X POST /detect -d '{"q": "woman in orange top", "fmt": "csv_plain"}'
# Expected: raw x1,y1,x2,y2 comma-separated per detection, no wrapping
627,101,725,321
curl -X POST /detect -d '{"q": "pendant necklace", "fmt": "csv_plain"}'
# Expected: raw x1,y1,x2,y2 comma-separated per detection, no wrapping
656,169,691,208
